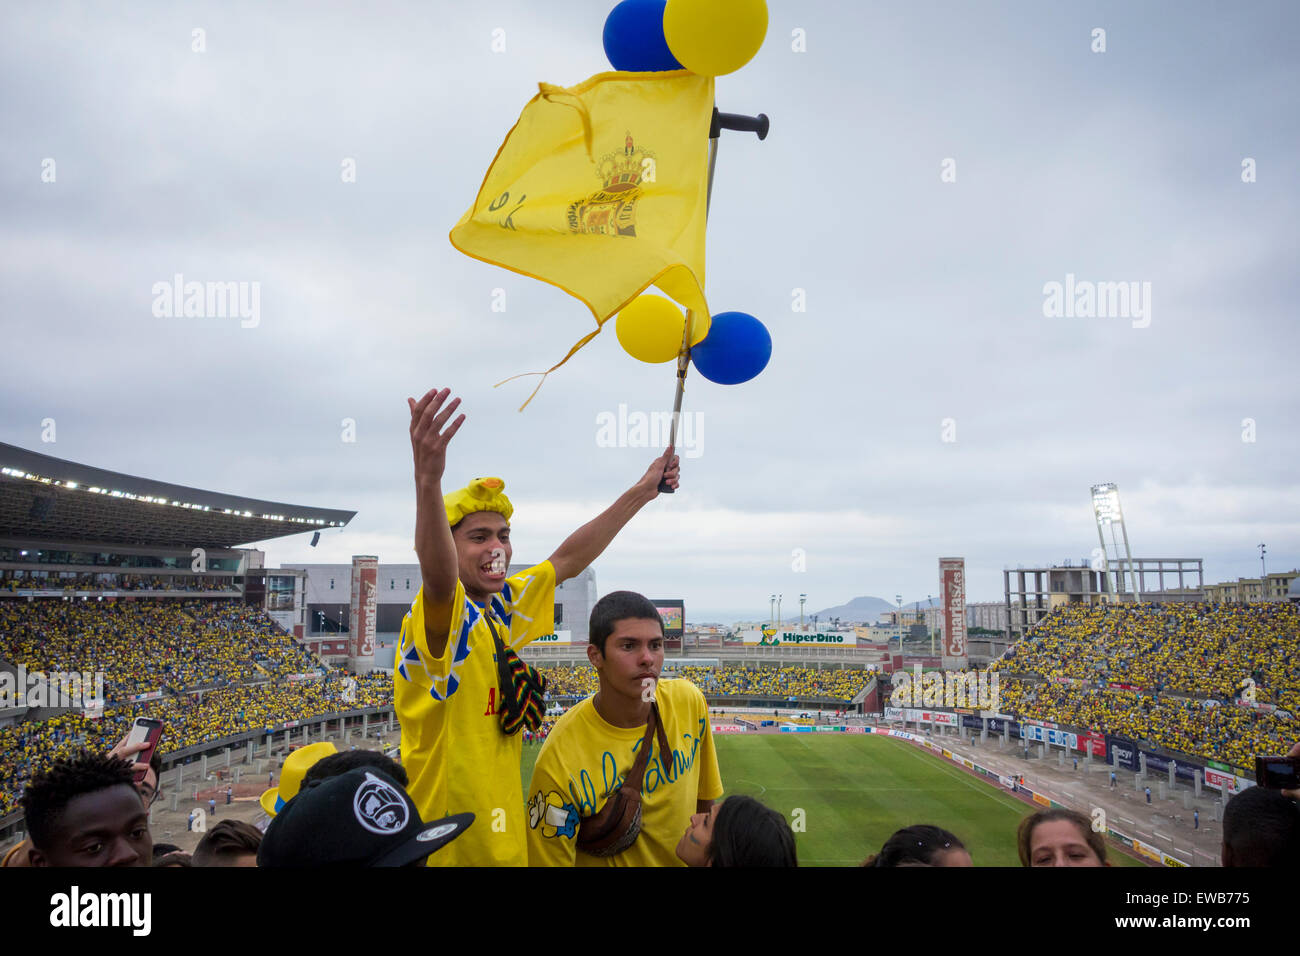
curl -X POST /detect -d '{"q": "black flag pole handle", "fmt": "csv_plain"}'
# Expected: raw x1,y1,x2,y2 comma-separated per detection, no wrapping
711,110,770,141
658,108,768,494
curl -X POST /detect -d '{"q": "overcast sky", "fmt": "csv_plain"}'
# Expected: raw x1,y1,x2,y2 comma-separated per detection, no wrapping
2,1,1297,622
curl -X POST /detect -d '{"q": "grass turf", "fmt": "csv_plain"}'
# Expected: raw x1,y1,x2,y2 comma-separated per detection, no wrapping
521,732,1142,867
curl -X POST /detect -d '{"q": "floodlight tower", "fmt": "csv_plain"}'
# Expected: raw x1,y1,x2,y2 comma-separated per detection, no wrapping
1091,483,1141,603
799,593,807,630
928,594,935,656
895,593,904,653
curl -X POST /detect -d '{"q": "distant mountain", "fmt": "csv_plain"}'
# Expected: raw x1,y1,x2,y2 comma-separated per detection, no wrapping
803,595,899,624
689,596,938,628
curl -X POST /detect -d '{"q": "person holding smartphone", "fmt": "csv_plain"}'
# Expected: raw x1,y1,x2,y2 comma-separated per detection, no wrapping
20,750,153,867
2,727,163,868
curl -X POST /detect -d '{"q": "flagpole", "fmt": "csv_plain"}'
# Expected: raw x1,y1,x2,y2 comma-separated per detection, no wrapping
658,109,768,494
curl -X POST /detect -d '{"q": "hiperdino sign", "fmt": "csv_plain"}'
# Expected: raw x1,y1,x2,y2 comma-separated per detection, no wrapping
532,631,573,646
742,630,855,646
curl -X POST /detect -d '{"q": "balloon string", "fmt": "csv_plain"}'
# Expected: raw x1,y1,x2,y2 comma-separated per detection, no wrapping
538,84,595,162
494,327,603,410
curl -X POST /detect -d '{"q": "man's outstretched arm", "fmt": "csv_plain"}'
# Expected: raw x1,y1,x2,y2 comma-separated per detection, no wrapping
547,447,680,585
409,387,465,658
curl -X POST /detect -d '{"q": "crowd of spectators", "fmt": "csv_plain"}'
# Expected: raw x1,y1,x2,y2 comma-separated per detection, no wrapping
537,663,871,702
0,599,321,700
2,573,240,593
999,681,1299,768
0,671,391,816
671,664,869,701
997,602,1300,711
994,602,1300,766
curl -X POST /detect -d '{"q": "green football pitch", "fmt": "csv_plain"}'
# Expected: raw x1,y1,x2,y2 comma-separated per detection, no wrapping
520,732,1142,867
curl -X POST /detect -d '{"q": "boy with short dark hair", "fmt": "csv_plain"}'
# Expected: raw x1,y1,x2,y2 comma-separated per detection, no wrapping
21,751,152,867
526,591,722,866
192,820,262,867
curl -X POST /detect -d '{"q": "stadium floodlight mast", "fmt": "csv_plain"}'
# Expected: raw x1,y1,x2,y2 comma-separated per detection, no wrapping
799,593,806,631
895,593,904,654
769,594,775,625
1090,483,1141,603
777,594,782,627
927,594,935,656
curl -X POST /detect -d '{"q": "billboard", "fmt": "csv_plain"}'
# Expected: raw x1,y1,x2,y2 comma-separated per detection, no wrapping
1021,724,1078,749
350,555,378,661
884,707,959,726
1107,736,1140,771
741,629,856,646
531,631,573,646
1080,729,1106,756
939,557,968,668
649,599,685,648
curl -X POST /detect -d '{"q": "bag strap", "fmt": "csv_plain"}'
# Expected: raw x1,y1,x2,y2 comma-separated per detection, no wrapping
618,700,677,793
620,702,658,792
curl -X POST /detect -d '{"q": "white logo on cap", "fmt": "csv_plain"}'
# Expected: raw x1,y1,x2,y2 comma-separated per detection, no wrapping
417,822,458,843
353,773,409,835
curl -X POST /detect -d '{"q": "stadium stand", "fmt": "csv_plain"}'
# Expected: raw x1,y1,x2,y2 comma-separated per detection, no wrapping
0,600,322,701
993,602,1300,767
539,663,871,703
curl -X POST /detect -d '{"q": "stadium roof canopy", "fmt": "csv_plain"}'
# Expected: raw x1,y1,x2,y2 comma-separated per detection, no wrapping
0,442,356,549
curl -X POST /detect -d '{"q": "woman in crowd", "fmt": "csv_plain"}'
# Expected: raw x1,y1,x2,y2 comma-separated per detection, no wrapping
861,824,972,867
676,794,797,867
1017,808,1108,867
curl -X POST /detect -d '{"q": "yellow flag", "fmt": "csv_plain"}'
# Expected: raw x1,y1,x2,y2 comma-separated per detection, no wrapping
450,70,714,404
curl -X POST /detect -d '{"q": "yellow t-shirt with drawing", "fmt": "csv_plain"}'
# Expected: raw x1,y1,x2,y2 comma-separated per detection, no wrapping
526,678,723,866
394,561,555,867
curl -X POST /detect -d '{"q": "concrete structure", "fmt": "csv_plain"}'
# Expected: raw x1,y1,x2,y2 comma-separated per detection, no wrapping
1003,558,1204,640
284,561,598,658
1202,570,1300,604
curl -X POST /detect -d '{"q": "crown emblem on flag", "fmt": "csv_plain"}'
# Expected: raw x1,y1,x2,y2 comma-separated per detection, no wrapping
595,131,654,191
567,132,654,238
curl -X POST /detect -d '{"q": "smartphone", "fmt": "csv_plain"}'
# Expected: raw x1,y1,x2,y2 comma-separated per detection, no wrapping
125,718,164,784
1254,755,1300,789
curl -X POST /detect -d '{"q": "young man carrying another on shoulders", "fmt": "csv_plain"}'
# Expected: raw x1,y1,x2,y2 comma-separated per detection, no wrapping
396,388,680,867
526,591,723,866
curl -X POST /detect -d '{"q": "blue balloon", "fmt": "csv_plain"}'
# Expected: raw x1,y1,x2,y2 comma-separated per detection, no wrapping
690,311,772,385
603,0,683,72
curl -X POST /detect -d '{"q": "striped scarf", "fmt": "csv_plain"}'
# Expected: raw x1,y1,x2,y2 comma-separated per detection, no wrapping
486,615,547,735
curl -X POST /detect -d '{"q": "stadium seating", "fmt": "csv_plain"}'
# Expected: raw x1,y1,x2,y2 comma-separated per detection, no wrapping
540,663,870,703
0,671,391,816
0,600,321,701
994,602,1300,766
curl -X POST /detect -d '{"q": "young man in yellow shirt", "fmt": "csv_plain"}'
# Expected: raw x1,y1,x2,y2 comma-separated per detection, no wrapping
526,590,723,866
396,388,680,867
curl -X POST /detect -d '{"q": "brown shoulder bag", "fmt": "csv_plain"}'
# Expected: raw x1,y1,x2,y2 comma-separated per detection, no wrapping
575,700,678,857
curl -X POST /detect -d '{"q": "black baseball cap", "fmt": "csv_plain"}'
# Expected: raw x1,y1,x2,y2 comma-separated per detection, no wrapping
258,768,473,867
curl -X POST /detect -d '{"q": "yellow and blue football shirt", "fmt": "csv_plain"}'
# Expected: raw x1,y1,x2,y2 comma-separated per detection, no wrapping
394,561,555,866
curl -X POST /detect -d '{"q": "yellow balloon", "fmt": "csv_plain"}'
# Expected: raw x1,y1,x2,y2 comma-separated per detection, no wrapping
615,295,687,364
663,0,768,77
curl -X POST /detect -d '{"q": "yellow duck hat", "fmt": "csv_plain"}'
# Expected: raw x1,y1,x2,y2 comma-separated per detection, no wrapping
259,741,338,816
445,477,513,527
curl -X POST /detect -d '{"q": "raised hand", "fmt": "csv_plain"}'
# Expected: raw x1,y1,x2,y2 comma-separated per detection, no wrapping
408,387,466,489
634,446,680,500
